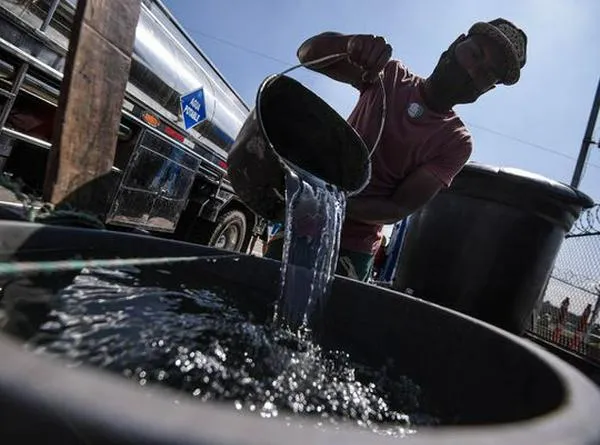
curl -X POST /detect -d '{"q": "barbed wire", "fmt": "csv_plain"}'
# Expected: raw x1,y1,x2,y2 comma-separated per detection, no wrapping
553,270,599,293
568,204,600,236
551,267,600,296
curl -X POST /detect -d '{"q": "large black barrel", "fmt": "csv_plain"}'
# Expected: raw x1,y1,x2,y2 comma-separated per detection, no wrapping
393,162,594,335
0,221,599,444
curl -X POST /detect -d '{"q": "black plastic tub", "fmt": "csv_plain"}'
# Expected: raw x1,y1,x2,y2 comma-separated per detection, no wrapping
394,163,595,335
1,221,599,444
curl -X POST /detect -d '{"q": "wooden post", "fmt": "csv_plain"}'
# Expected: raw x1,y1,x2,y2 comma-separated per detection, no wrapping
43,0,142,212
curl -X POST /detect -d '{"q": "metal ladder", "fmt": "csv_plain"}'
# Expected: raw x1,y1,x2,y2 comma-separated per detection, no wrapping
0,62,29,131
0,0,61,142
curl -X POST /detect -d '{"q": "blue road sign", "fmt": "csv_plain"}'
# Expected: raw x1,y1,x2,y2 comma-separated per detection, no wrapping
180,88,207,130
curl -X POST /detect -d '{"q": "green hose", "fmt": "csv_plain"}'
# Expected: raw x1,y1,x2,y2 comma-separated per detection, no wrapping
0,254,242,277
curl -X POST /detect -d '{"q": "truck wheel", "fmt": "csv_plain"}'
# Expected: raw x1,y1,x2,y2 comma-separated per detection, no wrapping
207,210,247,252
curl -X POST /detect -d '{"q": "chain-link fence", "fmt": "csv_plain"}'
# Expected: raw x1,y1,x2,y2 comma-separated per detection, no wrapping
530,204,600,362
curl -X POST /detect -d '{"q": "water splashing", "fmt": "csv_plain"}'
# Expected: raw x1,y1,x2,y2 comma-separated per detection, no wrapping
275,167,346,332
24,266,426,437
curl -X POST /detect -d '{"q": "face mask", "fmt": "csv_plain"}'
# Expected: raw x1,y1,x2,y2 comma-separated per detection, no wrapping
426,37,485,109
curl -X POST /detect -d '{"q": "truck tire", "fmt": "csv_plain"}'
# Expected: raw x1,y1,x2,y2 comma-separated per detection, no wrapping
206,210,247,252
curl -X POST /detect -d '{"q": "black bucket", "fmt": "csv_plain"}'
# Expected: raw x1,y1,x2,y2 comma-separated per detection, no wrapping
227,74,371,222
1,221,600,444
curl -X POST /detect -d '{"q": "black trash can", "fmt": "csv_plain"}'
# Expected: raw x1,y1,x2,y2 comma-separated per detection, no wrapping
392,162,594,335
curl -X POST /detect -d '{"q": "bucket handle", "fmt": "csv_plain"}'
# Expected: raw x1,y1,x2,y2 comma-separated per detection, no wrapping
273,52,387,159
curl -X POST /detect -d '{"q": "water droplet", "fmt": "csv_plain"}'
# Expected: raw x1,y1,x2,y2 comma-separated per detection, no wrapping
260,401,278,419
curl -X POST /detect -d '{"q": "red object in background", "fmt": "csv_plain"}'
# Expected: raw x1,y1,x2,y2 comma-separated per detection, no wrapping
552,297,571,344
371,237,388,280
8,106,55,142
373,243,387,270
164,126,185,143
569,304,593,351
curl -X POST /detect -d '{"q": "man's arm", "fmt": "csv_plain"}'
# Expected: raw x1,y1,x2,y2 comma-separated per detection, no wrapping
297,32,392,88
345,166,444,225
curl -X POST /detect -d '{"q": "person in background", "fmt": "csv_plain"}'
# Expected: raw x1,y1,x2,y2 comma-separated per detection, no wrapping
265,18,528,281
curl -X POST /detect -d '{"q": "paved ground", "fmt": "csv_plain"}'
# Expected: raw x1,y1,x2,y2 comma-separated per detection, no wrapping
0,184,20,204
250,238,265,257
0,183,31,218
0,180,44,208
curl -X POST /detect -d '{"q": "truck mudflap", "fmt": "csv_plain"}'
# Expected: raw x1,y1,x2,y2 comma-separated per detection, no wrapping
106,130,200,232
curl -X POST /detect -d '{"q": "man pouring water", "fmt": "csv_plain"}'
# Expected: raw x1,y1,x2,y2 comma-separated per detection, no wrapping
265,18,527,281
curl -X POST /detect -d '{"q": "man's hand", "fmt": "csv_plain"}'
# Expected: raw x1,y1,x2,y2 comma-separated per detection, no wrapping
346,166,444,225
297,32,392,88
346,35,393,83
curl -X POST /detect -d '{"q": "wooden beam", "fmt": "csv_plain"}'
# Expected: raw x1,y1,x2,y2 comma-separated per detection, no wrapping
43,0,141,213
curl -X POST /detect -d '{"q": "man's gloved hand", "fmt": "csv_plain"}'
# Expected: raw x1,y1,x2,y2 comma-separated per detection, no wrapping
346,34,393,83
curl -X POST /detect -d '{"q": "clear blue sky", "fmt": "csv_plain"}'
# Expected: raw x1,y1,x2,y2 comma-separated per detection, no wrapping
163,0,600,203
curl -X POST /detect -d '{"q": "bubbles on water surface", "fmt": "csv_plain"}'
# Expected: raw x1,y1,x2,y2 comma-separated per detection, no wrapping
26,266,424,438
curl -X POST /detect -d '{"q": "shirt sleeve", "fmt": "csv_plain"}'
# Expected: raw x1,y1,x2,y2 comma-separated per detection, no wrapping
423,129,473,187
